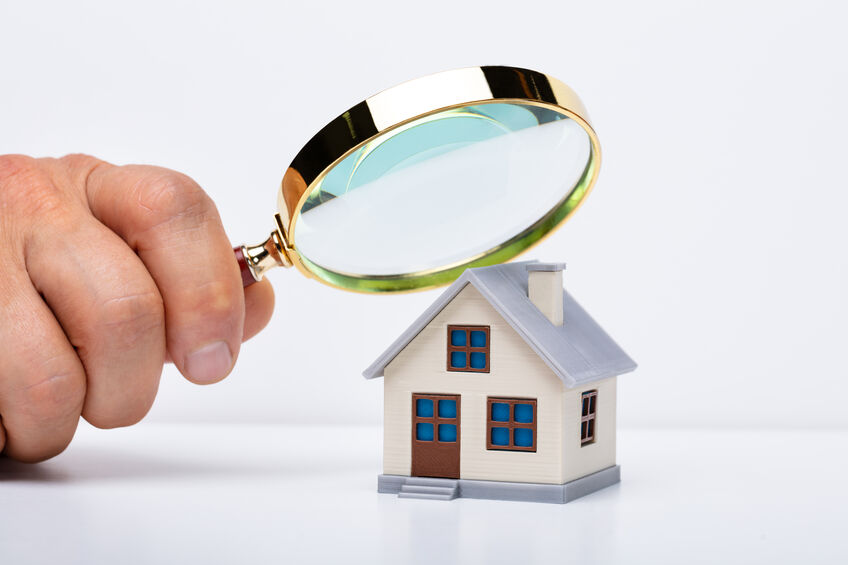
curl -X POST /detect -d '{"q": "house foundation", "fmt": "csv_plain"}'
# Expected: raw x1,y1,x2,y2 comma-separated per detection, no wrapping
378,465,620,504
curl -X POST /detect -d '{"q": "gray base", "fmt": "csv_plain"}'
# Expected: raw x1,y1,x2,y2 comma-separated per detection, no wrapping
378,465,620,504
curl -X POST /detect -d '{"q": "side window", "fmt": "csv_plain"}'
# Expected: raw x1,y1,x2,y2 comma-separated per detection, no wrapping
580,390,598,446
447,325,490,373
486,397,537,452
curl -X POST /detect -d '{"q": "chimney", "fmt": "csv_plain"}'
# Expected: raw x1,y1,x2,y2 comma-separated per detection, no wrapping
526,263,565,326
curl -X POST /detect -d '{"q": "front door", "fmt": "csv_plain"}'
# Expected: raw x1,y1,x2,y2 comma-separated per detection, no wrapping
411,393,460,478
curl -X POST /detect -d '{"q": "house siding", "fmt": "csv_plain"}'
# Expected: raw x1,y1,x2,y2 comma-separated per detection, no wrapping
561,376,617,483
383,284,566,484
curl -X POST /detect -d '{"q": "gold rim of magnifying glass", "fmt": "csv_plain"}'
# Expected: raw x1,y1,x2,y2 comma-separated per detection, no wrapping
247,65,601,293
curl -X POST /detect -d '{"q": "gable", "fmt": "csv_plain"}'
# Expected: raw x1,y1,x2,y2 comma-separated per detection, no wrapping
386,284,563,391
363,261,637,387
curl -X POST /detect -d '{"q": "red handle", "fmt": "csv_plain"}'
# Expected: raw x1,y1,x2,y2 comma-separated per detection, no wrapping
234,246,257,287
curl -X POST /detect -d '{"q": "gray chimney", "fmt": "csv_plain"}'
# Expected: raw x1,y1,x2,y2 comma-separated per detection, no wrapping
526,263,565,326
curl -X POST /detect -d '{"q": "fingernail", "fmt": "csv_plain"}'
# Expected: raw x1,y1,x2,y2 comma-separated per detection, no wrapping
185,342,233,384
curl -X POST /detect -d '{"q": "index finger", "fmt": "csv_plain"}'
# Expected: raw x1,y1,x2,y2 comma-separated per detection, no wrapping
84,160,245,384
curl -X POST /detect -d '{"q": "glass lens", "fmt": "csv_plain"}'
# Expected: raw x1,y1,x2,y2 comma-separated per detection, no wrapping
293,102,592,278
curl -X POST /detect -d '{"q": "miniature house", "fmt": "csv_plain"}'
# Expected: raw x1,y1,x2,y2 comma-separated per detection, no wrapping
363,261,636,503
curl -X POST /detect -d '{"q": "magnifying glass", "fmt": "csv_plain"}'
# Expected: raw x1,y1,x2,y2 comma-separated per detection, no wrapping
234,65,601,293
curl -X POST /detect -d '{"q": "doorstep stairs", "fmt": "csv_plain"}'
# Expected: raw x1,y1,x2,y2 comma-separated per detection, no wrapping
397,477,459,501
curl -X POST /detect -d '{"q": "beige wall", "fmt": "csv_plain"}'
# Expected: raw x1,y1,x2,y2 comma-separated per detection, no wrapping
383,284,565,484
561,377,617,483
382,283,618,485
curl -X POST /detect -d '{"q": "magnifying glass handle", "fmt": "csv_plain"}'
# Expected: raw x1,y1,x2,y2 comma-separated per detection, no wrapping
234,246,258,287
233,230,291,288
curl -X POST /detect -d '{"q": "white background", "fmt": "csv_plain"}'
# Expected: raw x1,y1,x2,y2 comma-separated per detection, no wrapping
5,425,846,564
1,0,846,430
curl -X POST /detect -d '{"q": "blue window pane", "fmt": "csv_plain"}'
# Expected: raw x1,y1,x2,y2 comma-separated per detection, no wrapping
450,330,466,346
491,402,510,422
438,399,457,418
450,351,467,368
416,423,434,441
416,398,433,417
438,424,457,442
514,428,533,447
470,330,487,347
492,402,509,422
491,427,509,446
514,403,533,423
470,352,486,369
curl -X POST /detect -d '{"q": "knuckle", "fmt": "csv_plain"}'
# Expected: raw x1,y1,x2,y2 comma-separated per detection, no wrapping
0,154,36,181
17,372,85,427
57,153,99,169
97,291,165,348
55,153,104,183
135,172,211,232
0,154,64,220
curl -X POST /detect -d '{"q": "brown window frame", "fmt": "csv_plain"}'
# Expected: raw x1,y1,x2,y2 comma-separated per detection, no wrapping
411,393,460,446
580,390,598,446
486,397,537,452
446,325,490,373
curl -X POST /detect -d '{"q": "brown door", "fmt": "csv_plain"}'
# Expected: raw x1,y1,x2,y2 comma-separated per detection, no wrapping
411,393,460,478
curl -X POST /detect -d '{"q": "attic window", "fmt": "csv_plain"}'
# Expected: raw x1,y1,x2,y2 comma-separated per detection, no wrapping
447,325,490,373
580,390,598,446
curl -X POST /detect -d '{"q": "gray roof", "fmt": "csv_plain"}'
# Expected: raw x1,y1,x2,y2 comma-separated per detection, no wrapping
362,261,637,387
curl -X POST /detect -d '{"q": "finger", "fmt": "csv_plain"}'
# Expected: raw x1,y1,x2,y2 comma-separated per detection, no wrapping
243,279,274,342
25,209,165,429
0,260,86,462
0,417,6,455
85,163,245,384
161,277,274,364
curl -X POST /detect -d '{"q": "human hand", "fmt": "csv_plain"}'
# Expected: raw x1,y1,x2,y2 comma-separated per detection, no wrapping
0,154,274,462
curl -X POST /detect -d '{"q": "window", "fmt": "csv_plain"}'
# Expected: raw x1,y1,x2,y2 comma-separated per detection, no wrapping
486,397,536,452
413,394,459,443
447,325,490,372
580,390,598,446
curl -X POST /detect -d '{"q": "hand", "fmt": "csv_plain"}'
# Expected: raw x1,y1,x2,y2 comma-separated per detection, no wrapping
0,154,274,462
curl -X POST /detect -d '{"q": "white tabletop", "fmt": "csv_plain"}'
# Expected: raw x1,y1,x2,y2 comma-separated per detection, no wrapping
1,424,845,564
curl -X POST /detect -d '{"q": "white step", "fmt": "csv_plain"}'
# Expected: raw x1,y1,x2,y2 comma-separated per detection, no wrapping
399,485,456,496
404,477,459,488
398,492,456,501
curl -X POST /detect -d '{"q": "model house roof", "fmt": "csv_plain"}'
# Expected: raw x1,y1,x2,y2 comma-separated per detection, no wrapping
363,261,637,387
